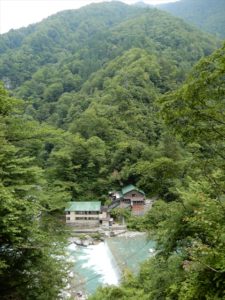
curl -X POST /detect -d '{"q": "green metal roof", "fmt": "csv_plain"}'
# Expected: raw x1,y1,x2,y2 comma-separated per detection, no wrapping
121,184,145,196
65,201,101,212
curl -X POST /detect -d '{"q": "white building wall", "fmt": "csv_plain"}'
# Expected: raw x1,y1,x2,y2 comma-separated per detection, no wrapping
66,211,100,225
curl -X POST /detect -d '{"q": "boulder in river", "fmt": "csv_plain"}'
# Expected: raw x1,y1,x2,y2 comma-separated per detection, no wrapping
75,239,82,246
82,240,90,247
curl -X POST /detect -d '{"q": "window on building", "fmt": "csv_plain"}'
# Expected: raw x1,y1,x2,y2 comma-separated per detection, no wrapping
66,217,70,221
123,199,130,203
67,211,70,215
132,193,136,197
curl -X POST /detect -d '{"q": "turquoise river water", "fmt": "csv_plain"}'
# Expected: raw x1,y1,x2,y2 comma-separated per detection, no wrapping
67,232,155,296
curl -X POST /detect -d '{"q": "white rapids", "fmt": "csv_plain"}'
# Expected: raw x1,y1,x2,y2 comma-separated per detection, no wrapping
79,242,120,286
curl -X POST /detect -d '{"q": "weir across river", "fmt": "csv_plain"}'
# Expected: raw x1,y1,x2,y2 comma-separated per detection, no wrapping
67,232,155,296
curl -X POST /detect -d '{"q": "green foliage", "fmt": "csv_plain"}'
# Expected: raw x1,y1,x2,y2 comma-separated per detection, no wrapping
0,3,224,299
46,133,109,199
0,2,144,88
111,207,131,222
90,41,225,300
126,215,146,231
0,3,220,203
160,0,225,38
160,43,225,195
0,84,68,299
0,2,219,125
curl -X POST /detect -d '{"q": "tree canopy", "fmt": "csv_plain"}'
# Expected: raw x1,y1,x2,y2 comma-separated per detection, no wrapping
0,2,224,299
159,0,225,38
90,42,225,300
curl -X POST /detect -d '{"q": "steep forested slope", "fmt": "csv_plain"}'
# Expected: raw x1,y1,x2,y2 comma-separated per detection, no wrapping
3,5,219,125
0,2,144,88
0,2,221,200
90,41,225,300
158,0,225,38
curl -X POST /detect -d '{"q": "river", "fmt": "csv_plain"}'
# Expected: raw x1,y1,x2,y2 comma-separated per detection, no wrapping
67,232,155,296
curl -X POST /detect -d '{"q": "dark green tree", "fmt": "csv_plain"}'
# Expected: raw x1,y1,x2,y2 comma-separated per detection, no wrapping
0,84,67,299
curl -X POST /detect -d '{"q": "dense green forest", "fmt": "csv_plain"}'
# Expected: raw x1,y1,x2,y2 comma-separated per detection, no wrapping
159,0,225,38
0,1,224,299
0,83,71,299
90,41,225,300
0,2,220,201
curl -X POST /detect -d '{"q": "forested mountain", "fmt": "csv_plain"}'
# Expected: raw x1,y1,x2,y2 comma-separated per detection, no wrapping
0,2,144,88
0,2,220,200
158,0,225,38
0,1,224,299
0,2,218,90
90,41,225,300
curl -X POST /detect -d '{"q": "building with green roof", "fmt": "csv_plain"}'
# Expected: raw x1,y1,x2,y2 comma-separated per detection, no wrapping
65,201,101,212
110,184,146,216
121,184,145,196
65,201,102,226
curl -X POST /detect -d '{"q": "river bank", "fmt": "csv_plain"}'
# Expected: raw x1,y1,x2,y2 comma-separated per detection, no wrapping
67,228,138,247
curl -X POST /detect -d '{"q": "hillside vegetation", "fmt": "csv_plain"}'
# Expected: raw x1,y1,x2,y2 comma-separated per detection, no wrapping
0,3,220,200
90,41,225,300
0,2,224,299
159,0,225,38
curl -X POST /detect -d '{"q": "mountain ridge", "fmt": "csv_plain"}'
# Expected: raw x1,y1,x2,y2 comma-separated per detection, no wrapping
158,0,225,38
